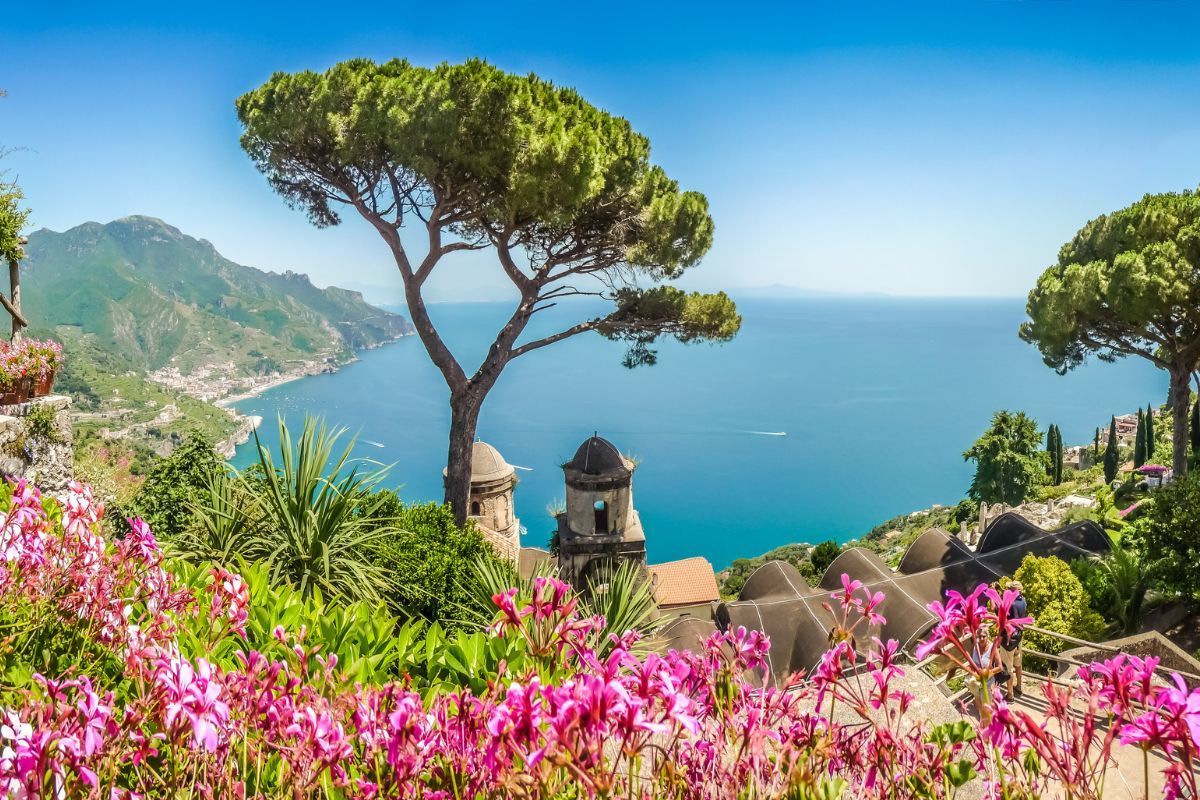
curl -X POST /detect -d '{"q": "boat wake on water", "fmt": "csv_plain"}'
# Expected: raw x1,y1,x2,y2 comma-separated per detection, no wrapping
362,440,386,448
512,464,534,471
744,431,787,437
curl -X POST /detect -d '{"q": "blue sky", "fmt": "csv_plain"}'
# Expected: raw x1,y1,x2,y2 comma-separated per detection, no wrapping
3,2,1200,300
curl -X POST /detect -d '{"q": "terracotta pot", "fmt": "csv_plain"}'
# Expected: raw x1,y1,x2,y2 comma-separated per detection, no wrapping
0,377,31,406
33,369,56,397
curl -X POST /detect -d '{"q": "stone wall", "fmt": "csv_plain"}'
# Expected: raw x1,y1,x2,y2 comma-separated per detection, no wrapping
1063,631,1200,689
0,395,73,494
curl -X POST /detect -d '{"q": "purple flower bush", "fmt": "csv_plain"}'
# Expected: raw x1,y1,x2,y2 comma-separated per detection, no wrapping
0,478,1197,798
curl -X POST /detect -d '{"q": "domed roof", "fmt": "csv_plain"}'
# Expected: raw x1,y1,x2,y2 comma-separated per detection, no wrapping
470,441,515,483
566,436,630,476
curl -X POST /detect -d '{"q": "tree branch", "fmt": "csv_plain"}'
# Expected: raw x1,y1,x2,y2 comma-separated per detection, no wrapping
1078,332,1169,369
496,239,535,294
345,191,468,392
510,317,606,360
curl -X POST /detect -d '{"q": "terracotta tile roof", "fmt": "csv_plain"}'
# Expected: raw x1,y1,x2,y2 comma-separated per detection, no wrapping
649,557,720,608
518,547,553,580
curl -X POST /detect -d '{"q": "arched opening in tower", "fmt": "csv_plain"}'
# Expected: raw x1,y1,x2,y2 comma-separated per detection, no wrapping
593,499,609,534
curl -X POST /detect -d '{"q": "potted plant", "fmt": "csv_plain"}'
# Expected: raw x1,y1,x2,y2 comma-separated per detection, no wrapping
22,339,64,397
0,345,32,405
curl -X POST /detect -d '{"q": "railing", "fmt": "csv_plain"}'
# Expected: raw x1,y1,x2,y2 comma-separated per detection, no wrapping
917,625,1200,704
1023,626,1200,685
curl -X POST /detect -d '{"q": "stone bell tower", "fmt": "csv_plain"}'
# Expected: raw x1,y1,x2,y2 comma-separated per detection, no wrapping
445,441,521,563
556,434,647,588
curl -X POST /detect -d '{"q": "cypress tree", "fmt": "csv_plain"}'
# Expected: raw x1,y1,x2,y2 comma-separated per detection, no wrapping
1191,397,1200,460
1054,425,1065,484
1094,426,1101,456
1145,404,1155,461
1104,416,1120,484
1134,408,1146,468
1046,424,1057,478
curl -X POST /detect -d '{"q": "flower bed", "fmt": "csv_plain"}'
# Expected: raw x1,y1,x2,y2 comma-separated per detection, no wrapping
0,479,1196,798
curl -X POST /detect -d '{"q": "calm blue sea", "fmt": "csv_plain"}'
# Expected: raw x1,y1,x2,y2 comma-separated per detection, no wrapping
232,297,1164,569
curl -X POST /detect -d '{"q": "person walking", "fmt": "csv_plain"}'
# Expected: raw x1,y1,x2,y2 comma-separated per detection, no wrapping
999,581,1027,700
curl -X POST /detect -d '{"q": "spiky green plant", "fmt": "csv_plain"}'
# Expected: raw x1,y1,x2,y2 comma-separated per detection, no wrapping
178,467,261,564
460,555,663,655
1095,541,1151,636
251,416,396,603
584,559,664,650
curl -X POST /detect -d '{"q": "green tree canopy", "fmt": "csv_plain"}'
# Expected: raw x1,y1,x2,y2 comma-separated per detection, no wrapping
963,410,1046,506
127,432,223,539
236,59,741,520
808,540,842,577
368,492,501,630
1146,403,1156,460
0,183,28,265
1021,191,1200,476
1045,423,1064,486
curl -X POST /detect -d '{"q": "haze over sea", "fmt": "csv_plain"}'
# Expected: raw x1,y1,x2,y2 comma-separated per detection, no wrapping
233,297,1164,569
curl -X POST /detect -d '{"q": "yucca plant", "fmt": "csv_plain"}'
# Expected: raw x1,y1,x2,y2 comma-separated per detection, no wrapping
251,416,396,603
177,467,261,564
583,559,664,650
460,555,663,655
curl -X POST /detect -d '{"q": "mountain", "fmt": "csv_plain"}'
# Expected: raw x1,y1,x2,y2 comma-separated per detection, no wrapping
21,216,412,375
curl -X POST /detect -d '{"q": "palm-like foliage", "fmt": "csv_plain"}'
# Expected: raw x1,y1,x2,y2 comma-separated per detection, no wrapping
176,468,261,563
462,555,663,654
584,560,664,649
1096,541,1150,636
250,417,396,603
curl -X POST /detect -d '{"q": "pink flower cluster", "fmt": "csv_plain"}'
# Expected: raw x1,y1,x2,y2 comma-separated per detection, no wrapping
0,339,63,386
0,478,1197,798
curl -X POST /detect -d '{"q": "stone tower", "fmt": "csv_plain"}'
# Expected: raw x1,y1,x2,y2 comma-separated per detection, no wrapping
556,435,647,588
448,441,521,563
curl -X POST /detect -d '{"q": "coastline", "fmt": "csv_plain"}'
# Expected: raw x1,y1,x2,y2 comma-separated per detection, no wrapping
216,412,264,459
204,333,413,457
214,370,321,409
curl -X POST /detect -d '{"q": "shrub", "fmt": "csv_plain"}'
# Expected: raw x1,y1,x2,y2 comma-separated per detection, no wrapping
126,432,223,539
184,417,395,604
1136,468,1200,601
1092,543,1151,636
370,492,499,627
807,539,842,577
1013,553,1106,655
952,498,978,525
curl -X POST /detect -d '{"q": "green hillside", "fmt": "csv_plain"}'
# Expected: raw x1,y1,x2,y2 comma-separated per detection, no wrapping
21,216,411,374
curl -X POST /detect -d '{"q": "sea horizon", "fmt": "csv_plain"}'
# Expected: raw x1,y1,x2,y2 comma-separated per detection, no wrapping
232,295,1165,569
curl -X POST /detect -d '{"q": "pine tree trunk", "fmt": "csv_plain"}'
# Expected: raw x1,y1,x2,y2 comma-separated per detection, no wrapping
1170,367,1191,477
444,390,483,524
